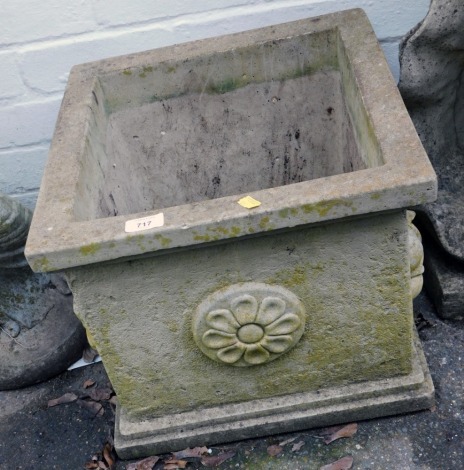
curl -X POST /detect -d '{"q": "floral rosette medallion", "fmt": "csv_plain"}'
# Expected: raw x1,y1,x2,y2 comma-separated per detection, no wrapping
192,283,306,367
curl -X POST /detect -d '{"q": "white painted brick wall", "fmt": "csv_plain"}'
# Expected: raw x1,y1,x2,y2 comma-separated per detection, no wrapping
0,0,430,209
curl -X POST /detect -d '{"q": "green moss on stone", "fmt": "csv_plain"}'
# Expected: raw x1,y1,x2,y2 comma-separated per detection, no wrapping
206,77,242,94
302,199,353,217
139,66,154,78
33,256,51,272
193,234,212,242
230,226,241,237
211,226,229,235
154,234,172,248
79,243,101,256
267,264,308,289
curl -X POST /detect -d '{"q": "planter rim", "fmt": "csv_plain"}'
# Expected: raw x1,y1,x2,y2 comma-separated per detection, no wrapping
25,8,437,272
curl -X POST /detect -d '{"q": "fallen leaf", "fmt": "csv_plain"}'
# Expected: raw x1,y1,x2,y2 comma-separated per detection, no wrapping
267,445,283,457
87,387,113,401
98,462,108,470
324,423,357,444
83,379,96,389
164,458,188,469
102,441,116,470
291,441,304,452
172,446,209,459
83,346,99,363
77,399,105,417
279,437,297,446
109,396,118,406
47,392,78,407
126,456,160,470
319,455,354,470
201,451,236,467
84,462,99,469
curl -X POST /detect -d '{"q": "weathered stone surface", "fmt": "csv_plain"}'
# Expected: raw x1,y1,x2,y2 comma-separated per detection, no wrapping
25,9,436,273
0,192,31,268
422,238,464,321
25,9,437,458
68,211,416,418
192,282,306,367
407,211,425,300
0,193,86,390
0,268,86,390
115,331,433,458
398,0,464,318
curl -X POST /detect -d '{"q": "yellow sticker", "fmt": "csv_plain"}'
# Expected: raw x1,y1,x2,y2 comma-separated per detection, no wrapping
238,196,261,209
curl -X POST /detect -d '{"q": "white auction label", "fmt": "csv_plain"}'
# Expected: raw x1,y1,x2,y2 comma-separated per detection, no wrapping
124,213,164,233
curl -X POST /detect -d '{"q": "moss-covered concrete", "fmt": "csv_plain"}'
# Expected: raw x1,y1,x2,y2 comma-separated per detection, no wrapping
68,211,414,421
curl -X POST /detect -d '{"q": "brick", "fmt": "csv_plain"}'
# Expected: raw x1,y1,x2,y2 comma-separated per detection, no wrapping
169,0,430,42
93,0,257,26
0,51,27,99
19,0,428,94
0,146,48,195
0,98,61,148
19,27,180,93
0,0,96,46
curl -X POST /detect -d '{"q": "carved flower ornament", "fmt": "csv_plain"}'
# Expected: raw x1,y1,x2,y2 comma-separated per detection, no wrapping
192,283,306,367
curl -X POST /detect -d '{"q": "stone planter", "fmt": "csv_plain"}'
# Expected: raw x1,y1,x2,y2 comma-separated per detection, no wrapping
26,9,437,458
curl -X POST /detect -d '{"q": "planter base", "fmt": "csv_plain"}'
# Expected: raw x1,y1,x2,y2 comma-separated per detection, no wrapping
114,332,433,459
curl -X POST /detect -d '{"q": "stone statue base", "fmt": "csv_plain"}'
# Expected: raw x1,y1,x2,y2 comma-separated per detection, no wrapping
0,267,86,390
399,0,464,320
422,240,464,321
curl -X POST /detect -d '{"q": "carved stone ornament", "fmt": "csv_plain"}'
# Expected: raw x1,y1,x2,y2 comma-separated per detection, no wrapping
192,282,306,367
407,211,425,299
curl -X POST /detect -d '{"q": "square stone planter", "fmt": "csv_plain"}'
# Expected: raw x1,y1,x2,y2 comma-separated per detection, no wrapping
26,9,437,459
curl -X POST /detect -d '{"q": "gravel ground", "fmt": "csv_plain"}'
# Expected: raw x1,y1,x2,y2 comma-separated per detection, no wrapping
0,292,463,470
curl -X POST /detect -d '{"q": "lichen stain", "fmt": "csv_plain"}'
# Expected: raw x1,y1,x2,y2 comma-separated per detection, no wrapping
206,77,242,94
139,66,154,78
258,217,270,230
165,320,179,333
302,199,353,217
154,234,172,248
79,243,101,256
230,226,241,237
33,256,51,272
268,264,308,289
208,226,229,236
193,233,212,242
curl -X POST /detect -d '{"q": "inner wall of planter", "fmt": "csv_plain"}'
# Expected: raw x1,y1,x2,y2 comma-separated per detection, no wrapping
73,28,383,221
105,71,363,214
